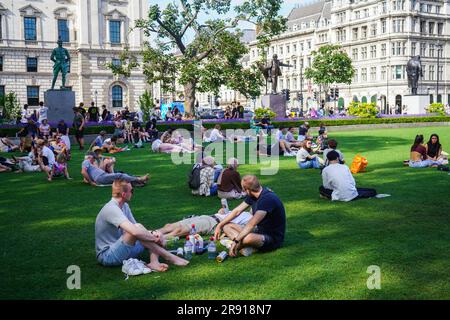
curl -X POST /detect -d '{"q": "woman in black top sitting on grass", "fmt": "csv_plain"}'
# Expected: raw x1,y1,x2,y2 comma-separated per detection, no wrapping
425,134,448,165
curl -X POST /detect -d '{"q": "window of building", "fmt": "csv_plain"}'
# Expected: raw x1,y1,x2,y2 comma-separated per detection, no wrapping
370,45,377,58
361,26,367,39
381,43,387,56
361,47,367,59
382,2,387,14
307,41,311,49
26,57,38,72
355,11,360,19
352,48,358,60
393,65,403,79
429,65,434,80
112,58,121,67
353,70,359,83
286,45,290,54
370,24,377,37
370,67,376,81
438,66,443,81
24,17,37,41
394,0,405,10
361,68,367,81
411,18,417,32
0,15,2,40
27,86,39,106
381,19,386,33
381,66,386,80
58,19,70,42
293,44,297,53
427,4,432,13
393,19,404,33
428,22,434,35
0,56,3,72
300,42,304,52
437,23,443,35
411,42,416,56
429,44,434,57
420,42,427,56
436,6,441,14
110,20,121,44
420,20,426,33
279,46,283,55
112,85,123,108
352,28,358,40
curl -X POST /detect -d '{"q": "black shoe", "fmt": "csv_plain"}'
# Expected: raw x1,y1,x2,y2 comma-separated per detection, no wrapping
437,165,449,171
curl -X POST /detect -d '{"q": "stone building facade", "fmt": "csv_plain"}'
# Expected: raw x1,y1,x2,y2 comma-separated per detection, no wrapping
0,0,148,112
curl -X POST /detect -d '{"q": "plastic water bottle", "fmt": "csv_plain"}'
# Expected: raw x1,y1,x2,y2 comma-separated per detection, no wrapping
184,236,193,260
221,199,229,214
190,224,197,235
208,237,217,260
194,235,201,254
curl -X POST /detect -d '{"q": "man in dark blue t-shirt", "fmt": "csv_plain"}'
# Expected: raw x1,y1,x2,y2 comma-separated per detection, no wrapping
214,175,286,256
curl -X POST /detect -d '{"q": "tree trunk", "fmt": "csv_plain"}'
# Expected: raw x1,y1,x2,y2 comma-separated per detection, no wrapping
184,81,196,114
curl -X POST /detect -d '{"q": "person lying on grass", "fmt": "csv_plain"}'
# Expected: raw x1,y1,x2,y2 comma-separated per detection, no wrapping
0,137,20,153
214,175,286,257
95,179,189,271
81,152,149,187
319,150,377,201
157,207,253,239
92,146,116,173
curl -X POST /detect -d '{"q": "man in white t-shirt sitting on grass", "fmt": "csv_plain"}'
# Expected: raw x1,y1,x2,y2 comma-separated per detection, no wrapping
320,150,377,201
95,179,189,271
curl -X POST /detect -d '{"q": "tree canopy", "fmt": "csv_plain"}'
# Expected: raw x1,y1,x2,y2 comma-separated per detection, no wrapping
111,0,287,112
304,44,355,87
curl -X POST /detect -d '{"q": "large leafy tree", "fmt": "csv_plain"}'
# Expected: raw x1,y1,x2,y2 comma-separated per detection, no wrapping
304,44,354,98
111,0,286,113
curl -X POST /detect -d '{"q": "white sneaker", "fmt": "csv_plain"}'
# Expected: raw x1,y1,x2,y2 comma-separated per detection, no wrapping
133,259,152,274
122,259,143,276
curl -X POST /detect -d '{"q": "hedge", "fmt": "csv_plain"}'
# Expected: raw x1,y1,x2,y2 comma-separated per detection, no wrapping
1,116,449,137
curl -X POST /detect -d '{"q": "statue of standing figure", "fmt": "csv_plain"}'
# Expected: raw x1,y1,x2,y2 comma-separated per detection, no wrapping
259,54,293,94
406,55,423,95
50,38,71,90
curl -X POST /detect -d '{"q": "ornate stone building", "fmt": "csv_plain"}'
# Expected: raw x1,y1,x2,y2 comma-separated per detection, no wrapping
0,0,148,111
246,0,450,113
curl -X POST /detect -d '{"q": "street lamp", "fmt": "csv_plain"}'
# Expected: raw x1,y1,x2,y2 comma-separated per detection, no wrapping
436,41,443,103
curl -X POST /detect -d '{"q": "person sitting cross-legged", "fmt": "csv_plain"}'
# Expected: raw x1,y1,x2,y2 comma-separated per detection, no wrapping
214,175,286,257
82,152,149,187
296,140,323,169
217,158,247,199
95,179,189,271
319,150,377,201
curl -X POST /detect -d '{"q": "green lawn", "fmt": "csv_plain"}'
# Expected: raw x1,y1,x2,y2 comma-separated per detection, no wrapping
1,126,449,300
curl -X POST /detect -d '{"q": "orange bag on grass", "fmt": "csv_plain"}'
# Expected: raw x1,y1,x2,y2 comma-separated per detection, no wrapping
350,154,368,174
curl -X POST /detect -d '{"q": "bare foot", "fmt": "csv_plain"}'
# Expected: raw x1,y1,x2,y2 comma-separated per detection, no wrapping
148,262,169,272
171,256,189,266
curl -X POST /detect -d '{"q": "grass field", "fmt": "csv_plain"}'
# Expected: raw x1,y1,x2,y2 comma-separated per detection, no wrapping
1,126,449,300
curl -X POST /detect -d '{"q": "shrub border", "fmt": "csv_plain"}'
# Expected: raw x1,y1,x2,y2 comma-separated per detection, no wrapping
1,116,449,137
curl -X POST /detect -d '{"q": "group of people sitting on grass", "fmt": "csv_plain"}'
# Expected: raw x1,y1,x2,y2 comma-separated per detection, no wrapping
408,133,448,168
95,174,286,272
189,156,246,199
151,127,200,154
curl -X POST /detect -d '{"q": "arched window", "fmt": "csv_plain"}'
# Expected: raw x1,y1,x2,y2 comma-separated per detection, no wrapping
371,95,377,103
112,85,123,108
361,96,368,103
338,97,345,110
353,95,359,102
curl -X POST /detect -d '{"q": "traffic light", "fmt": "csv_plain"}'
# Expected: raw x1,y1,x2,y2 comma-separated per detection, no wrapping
286,89,290,101
330,88,335,99
298,93,303,101
335,88,339,98
313,92,318,100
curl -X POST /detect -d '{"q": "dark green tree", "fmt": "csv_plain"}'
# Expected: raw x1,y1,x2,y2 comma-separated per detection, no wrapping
110,0,286,113
304,44,354,101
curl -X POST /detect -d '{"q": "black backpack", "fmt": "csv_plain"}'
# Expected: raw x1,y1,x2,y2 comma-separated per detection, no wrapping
188,165,202,189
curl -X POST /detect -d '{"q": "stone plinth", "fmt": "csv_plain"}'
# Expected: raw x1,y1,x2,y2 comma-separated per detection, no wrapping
261,94,286,118
403,94,429,115
44,89,76,123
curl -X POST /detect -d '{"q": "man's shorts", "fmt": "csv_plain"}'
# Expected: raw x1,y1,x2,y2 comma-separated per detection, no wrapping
254,228,282,252
97,237,144,266
75,128,84,139
179,216,217,235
